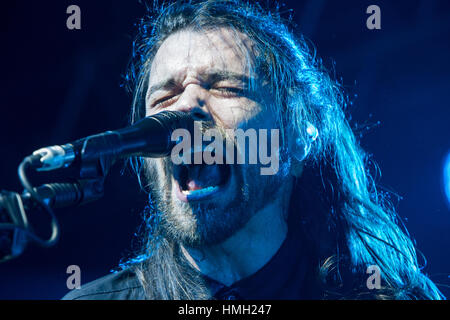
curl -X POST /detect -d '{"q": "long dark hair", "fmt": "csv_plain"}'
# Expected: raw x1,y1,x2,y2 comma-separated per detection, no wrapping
122,0,444,299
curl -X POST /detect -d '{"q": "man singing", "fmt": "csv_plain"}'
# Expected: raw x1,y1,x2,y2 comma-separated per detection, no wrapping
63,0,443,300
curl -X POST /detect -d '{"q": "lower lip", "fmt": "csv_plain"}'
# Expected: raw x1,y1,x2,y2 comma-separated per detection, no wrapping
173,175,230,203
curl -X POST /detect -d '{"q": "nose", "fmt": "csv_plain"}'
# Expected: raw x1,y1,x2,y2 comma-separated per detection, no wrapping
173,84,212,122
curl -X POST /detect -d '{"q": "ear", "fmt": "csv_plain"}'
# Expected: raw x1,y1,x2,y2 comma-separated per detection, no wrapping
287,121,319,177
287,135,308,178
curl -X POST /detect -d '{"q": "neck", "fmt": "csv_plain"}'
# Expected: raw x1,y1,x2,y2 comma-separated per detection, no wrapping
180,184,291,287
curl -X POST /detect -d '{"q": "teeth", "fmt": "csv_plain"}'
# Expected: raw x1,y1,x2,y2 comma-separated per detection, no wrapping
182,185,219,198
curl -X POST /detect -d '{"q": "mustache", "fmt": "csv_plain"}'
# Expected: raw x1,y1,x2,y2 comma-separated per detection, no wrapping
197,121,230,140
173,120,240,165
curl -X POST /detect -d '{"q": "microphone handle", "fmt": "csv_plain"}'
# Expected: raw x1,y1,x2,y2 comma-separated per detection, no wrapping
32,110,193,173
21,179,105,210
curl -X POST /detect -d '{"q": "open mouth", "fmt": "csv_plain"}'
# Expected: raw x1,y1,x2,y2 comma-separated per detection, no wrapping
173,160,232,202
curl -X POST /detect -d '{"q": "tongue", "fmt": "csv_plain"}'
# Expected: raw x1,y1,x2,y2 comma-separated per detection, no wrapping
187,180,203,191
186,164,222,191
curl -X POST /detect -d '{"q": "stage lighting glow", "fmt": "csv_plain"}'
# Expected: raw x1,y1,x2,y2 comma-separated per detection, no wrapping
444,152,450,207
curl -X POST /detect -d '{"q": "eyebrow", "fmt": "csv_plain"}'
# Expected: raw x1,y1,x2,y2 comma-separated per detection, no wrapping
146,70,254,99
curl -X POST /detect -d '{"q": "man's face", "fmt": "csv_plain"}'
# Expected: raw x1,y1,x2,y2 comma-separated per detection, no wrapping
144,28,287,247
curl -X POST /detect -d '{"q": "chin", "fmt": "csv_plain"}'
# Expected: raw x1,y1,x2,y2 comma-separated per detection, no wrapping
148,157,280,246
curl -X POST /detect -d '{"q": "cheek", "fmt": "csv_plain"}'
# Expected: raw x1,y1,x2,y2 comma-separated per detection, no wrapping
209,98,263,129
144,158,169,184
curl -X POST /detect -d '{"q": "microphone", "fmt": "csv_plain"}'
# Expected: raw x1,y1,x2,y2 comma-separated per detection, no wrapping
0,113,195,263
30,111,193,173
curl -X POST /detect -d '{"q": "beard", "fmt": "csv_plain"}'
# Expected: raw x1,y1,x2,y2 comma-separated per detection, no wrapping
143,155,285,248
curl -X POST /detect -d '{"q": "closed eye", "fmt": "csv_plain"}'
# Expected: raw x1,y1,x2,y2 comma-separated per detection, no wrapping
150,85,247,108
152,95,179,108
211,87,246,97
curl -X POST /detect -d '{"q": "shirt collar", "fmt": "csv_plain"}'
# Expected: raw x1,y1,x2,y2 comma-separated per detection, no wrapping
201,225,310,300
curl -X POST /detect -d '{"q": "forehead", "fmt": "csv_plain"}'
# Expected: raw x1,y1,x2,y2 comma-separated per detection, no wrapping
149,27,256,85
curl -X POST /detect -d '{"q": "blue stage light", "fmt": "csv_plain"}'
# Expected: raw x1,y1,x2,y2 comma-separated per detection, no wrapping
444,152,450,207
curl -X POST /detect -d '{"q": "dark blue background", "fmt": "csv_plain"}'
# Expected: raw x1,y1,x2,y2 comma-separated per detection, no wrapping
1,0,449,299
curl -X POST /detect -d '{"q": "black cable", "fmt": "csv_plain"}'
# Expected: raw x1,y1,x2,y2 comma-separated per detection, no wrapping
0,192,27,263
17,155,60,248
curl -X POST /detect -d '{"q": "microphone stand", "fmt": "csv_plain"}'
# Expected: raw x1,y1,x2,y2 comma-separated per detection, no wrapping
0,155,109,264
0,111,192,263
0,179,105,263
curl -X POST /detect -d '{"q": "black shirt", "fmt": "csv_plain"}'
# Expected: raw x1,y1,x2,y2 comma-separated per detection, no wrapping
62,225,316,300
